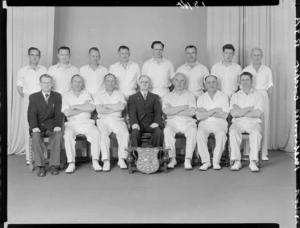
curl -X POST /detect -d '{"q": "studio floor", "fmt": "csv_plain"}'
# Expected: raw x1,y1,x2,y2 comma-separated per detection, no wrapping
5,150,296,227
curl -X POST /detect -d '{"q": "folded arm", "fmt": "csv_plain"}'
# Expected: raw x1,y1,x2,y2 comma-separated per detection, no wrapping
196,107,222,120
163,104,189,116
176,107,196,117
230,105,254,118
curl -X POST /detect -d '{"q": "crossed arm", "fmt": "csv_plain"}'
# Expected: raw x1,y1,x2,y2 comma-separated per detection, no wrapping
96,101,126,115
64,100,95,117
195,107,228,120
163,104,195,117
230,104,262,118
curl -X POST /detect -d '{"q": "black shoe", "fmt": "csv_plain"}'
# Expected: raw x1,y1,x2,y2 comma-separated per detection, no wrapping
50,166,59,175
37,167,46,177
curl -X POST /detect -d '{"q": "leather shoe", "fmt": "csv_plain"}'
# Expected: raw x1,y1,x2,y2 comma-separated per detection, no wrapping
213,163,221,170
50,166,59,175
199,162,211,171
118,159,128,169
103,160,111,172
37,167,46,177
184,159,192,170
167,158,177,169
231,160,242,171
249,161,259,172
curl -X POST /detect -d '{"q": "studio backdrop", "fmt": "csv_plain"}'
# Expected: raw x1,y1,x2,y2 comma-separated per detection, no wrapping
7,4,296,155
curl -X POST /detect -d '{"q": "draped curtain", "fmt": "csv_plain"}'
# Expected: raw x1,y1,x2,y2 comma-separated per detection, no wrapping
7,7,55,155
207,2,296,152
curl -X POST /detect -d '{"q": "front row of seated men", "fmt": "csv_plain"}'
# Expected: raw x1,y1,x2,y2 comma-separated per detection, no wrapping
28,71,263,177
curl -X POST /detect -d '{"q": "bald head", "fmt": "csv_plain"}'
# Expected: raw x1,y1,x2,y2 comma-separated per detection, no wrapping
172,73,187,91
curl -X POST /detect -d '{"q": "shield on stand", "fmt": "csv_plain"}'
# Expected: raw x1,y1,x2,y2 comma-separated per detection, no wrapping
136,148,160,174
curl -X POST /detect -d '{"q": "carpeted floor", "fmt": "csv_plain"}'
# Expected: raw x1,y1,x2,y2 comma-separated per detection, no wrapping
6,150,296,227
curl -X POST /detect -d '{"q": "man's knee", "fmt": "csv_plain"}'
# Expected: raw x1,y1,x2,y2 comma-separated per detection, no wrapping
131,129,140,137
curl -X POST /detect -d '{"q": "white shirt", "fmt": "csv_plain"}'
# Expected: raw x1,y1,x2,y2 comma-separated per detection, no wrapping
48,63,79,94
80,64,108,96
197,90,229,124
176,62,209,97
62,90,95,124
109,62,140,98
242,64,273,91
142,57,175,97
230,89,263,124
162,90,196,122
16,65,47,96
211,61,242,97
93,89,126,119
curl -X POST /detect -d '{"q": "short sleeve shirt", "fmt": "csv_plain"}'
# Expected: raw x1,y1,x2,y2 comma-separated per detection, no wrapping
93,89,126,119
16,65,47,95
197,90,229,124
48,63,79,94
79,64,108,96
62,90,94,124
211,61,242,97
109,62,140,98
242,64,273,91
176,62,209,96
162,90,196,121
230,89,263,124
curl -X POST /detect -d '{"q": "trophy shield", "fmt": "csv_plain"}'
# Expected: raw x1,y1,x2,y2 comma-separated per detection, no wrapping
136,147,160,174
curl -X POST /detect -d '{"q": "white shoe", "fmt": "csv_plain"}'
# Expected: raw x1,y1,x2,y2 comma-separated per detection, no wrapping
167,158,177,169
231,161,241,171
66,163,76,174
92,160,102,172
249,161,259,172
199,162,212,171
262,156,269,161
103,160,110,172
118,159,127,169
184,159,192,170
213,163,221,170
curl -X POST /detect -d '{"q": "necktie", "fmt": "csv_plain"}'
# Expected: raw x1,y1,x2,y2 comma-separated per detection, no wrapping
45,93,49,104
143,93,147,100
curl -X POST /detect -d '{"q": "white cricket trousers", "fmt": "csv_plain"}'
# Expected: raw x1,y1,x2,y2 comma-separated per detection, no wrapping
229,122,262,161
64,122,102,163
197,120,228,164
97,118,129,160
164,118,197,159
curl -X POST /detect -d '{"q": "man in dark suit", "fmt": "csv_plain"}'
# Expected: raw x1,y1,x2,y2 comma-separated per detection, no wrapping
28,74,63,177
128,75,163,147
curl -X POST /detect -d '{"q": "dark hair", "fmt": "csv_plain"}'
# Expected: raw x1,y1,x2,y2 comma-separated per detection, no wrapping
240,72,253,80
118,45,130,52
104,73,117,81
204,75,218,81
58,46,71,54
185,45,197,52
151,41,164,49
39,74,53,82
89,47,100,54
71,74,82,82
222,44,235,52
28,47,41,56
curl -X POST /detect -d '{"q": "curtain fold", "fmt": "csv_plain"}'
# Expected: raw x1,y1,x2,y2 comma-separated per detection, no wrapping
7,7,55,155
207,2,296,152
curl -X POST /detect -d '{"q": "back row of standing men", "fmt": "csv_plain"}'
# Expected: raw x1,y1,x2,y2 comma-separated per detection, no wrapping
17,41,273,175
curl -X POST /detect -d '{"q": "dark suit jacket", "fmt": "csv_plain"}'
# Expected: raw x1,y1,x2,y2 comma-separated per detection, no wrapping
28,91,62,132
128,91,162,128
